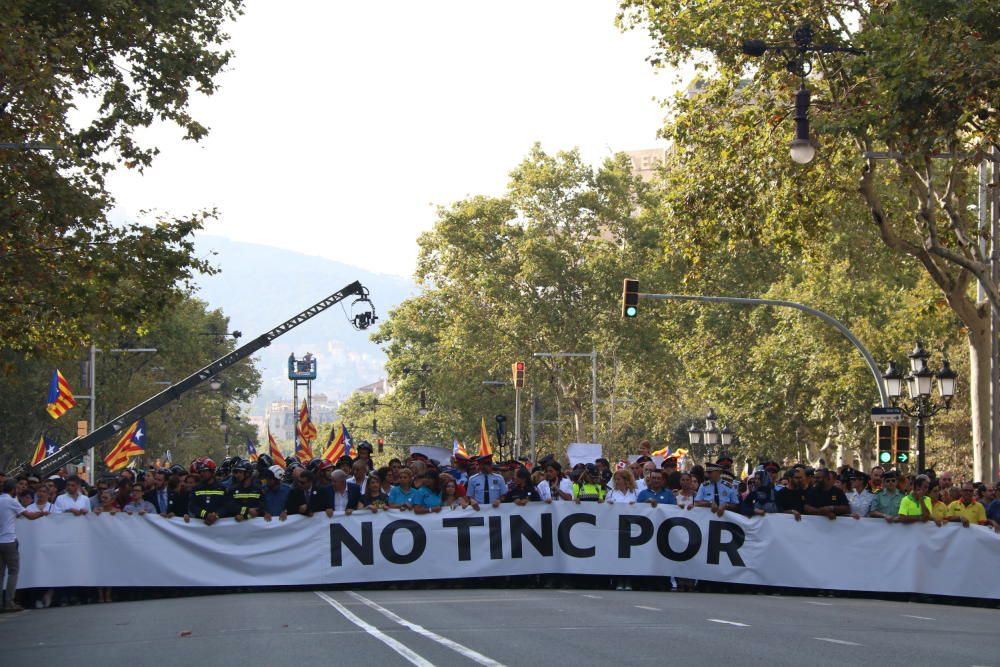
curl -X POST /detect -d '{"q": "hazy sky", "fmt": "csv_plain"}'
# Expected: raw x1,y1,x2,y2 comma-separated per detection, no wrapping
107,0,683,279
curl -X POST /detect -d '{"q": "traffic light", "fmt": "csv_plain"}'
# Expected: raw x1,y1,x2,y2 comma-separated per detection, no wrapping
877,424,893,464
512,361,525,388
895,424,911,464
622,278,639,318
377,437,385,454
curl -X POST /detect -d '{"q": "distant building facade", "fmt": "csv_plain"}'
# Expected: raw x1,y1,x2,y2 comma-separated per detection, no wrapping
264,392,339,441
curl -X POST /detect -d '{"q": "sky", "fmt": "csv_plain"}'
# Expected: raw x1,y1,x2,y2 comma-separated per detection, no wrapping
106,0,685,279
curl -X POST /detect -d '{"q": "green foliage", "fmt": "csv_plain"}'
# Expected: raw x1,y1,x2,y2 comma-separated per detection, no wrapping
1,0,243,354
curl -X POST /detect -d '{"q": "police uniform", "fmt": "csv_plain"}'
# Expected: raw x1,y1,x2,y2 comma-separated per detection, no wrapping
694,460,741,507
187,480,228,519
466,456,507,504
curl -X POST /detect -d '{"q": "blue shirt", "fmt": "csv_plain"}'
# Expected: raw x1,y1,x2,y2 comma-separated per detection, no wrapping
637,488,676,505
262,483,291,516
987,499,1000,524
419,490,442,508
466,472,507,504
693,479,741,506
388,485,424,506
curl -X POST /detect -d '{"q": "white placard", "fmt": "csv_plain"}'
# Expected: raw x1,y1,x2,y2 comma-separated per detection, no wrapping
567,443,602,467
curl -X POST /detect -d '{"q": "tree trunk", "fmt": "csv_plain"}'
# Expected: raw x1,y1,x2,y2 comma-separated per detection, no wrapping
968,327,991,481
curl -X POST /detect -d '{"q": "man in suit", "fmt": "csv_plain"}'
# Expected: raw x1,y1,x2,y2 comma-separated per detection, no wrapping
144,470,183,518
330,469,362,513
284,470,332,518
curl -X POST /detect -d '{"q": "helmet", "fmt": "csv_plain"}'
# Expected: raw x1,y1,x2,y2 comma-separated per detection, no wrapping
233,460,255,476
219,456,235,475
170,464,186,476
285,456,301,468
190,457,217,474
307,458,324,472
356,440,373,452
315,460,334,473
256,454,274,472
267,465,285,481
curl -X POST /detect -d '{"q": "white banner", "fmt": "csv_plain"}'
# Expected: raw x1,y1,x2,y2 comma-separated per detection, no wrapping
13,504,1000,599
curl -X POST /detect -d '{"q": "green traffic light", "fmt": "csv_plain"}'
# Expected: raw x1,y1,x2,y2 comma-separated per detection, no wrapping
897,452,909,463
879,451,892,463
625,306,638,317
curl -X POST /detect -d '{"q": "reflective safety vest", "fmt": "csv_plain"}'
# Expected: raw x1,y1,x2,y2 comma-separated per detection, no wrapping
572,482,606,502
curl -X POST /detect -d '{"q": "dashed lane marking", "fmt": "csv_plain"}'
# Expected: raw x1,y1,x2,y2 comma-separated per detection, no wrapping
708,619,749,627
634,605,661,611
902,614,935,621
815,637,862,646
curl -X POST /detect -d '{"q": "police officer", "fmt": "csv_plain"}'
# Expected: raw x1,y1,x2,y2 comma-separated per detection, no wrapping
184,457,228,525
572,463,607,502
228,460,262,521
694,459,741,517
466,455,507,508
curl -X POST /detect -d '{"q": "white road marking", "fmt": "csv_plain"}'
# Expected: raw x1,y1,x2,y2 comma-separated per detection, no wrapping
902,614,935,621
635,605,661,611
581,594,603,599
708,619,750,627
803,601,834,606
347,591,507,667
314,592,433,667
350,597,547,605
815,637,863,646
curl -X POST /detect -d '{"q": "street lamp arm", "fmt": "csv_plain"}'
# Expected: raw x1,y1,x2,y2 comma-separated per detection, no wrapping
639,292,889,407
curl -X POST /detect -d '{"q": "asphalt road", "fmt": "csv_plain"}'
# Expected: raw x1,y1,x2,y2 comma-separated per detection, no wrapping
1,588,996,666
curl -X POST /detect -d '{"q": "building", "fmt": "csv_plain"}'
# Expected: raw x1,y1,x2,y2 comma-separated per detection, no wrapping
354,378,388,398
264,393,339,442
625,148,668,182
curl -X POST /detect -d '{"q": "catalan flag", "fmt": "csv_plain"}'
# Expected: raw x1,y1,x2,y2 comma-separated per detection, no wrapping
246,437,258,462
104,419,146,472
46,369,77,419
268,430,286,468
298,399,317,443
31,435,59,466
323,422,353,462
295,424,313,461
478,417,492,457
453,437,470,461
650,445,671,458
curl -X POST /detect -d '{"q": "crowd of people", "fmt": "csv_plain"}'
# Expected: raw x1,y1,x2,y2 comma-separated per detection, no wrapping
2,440,999,612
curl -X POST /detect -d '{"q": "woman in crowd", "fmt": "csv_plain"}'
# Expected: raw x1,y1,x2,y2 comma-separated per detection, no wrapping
545,461,573,501
387,468,423,509
93,489,120,515
414,472,443,514
531,470,552,502
440,474,467,509
605,469,637,504
928,481,949,523
675,473,696,509
359,473,389,511
502,468,540,505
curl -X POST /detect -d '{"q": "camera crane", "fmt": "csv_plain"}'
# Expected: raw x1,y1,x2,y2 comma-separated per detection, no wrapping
10,281,377,479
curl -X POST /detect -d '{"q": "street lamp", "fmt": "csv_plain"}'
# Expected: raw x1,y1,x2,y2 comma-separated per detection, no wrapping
417,389,430,416
687,408,735,460
881,341,956,472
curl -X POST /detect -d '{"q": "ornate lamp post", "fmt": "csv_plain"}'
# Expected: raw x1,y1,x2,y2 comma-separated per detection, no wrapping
687,408,735,462
881,341,957,472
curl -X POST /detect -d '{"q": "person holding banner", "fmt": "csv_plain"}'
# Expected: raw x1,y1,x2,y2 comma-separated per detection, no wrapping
387,468,423,510
694,461,740,517
804,468,850,520
892,475,941,526
466,455,506,508
502,468,541,506
285,471,332,518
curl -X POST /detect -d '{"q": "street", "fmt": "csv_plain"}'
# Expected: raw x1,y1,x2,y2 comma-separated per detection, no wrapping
1,588,996,666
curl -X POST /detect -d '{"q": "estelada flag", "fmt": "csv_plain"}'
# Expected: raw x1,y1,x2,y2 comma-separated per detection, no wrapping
268,430,286,468
295,424,313,461
298,399,317,443
453,437,470,460
104,419,146,472
31,436,59,466
46,369,77,419
478,417,492,457
323,423,352,462
246,437,258,462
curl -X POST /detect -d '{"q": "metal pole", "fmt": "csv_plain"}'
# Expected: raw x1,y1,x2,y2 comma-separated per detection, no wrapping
591,351,598,443
992,148,1000,482
529,387,537,464
87,344,96,485
916,413,926,473
293,382,299,453
639,292,889,407
514,385,522,458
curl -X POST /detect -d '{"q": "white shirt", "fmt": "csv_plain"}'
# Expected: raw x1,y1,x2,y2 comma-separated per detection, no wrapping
333,489,350,512
554,478,573,500
635,478,648,492
53,492,90,514
25,502,52,514
675,492,695,509
348,477,368,495
606,489,638,504
536,482,552,501
0,494,25,543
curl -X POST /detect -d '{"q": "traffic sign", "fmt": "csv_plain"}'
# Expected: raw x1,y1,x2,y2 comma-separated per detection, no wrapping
871,406,903,424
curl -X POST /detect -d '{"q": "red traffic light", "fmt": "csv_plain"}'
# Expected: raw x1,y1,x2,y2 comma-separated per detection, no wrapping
512,361,525,388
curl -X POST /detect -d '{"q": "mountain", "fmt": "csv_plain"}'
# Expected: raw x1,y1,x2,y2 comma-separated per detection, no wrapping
192,236,416,413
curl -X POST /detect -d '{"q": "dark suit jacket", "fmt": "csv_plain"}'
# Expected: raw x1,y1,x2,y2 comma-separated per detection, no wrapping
331,484,362,511
144,489,184,515
285,485,332,515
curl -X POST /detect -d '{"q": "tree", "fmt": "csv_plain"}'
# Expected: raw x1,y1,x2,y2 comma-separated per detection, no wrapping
1,1,243,354
618,0,999,479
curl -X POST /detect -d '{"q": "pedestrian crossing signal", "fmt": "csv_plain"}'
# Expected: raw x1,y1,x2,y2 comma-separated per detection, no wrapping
622,279,639,318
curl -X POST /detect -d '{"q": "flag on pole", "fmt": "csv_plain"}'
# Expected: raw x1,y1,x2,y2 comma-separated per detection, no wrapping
46,369,77,419
295,424,313,461
31,436,59,466
453,437,470,461
268,430,286,468
103,419,147,472
323,423,352,462
246,437,258,462
478,417,492,457
298,399,317,443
